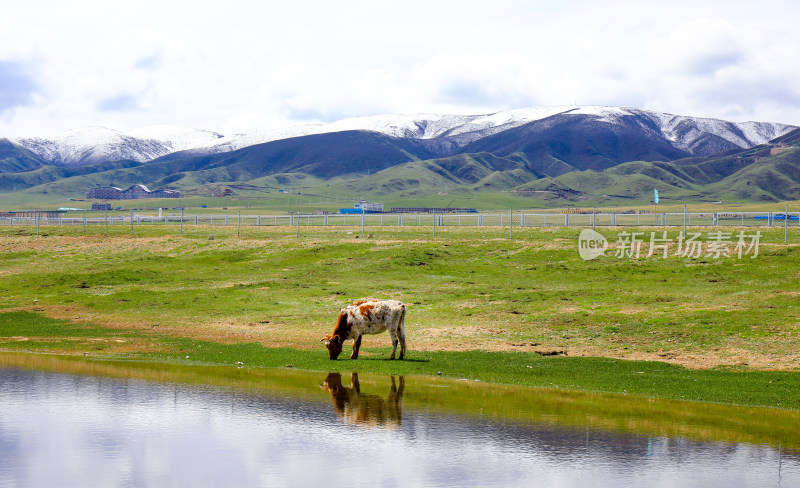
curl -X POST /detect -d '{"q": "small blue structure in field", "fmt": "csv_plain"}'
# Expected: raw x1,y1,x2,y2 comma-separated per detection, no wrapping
339,201,384,214
754,214,799,221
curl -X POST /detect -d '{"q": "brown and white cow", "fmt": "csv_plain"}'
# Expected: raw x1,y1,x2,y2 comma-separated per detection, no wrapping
321,299,406,360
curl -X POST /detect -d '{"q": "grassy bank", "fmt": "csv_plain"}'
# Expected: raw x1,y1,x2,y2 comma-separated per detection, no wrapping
2,311,799,409
1,225,799,407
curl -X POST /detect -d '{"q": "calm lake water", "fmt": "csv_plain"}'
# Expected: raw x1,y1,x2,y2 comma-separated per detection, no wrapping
0,353,798,488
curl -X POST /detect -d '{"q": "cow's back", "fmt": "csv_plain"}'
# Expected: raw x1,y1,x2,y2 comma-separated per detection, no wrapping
346,299,405,336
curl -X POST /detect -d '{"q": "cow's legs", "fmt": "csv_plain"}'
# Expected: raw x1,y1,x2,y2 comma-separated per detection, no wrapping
397,315,406,360
389,328,401,360
350,335,362,359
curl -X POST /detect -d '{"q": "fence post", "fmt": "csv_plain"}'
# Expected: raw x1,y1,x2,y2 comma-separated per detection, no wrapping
565,214,569,227
105,211,109,235
684,205,687,237
180,209,184,236
592,207,595,231
509,208,513,238
361,213,364,238
237,211,241,238
82,209,86,234
479,214,483,226
785,204,789,242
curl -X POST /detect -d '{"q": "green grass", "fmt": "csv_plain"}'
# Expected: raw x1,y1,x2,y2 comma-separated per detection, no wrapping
160,340,800,409
0,311,110,337
2,225,800,409
0,311,142,352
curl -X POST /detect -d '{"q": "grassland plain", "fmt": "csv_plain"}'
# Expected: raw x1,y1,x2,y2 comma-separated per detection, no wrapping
1,224,799,408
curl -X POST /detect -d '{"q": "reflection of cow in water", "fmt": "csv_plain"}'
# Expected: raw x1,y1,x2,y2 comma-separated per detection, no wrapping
322,372,404,427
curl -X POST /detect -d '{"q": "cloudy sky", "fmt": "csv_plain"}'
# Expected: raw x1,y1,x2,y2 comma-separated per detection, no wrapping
1,0,799,137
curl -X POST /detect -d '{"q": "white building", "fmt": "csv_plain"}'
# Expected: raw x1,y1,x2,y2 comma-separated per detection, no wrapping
354,201,384,212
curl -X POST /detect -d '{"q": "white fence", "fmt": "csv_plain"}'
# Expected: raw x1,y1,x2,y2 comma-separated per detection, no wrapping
2,211,799,229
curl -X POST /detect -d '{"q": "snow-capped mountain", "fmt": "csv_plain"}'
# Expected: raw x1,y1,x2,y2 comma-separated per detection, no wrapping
568,106,793,155
296,105,794,152
13,125,224,166
10,106,797,167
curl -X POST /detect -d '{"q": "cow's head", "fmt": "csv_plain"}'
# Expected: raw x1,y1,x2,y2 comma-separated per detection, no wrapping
322,334,343,360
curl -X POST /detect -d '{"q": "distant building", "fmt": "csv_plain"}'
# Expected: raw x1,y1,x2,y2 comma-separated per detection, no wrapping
85,186,123,200
0,210,66,218
390,207,478,213
91,203,113,211
354,201,384,212
85,184,182,200
340,201,384,214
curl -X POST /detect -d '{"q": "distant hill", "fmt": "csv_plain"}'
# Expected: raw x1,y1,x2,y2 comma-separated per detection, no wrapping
0,139,46,173
8,106,794,168
1,106,798,206
149,130,437,181
516,143,800,203
458,113,692,175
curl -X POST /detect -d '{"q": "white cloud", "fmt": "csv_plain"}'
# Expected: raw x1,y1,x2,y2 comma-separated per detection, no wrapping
1,0,799,137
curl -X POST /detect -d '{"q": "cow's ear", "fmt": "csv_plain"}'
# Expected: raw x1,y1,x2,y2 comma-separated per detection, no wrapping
332,334,342,344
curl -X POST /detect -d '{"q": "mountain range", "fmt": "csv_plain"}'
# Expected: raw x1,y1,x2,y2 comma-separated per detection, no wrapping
1,105,799,206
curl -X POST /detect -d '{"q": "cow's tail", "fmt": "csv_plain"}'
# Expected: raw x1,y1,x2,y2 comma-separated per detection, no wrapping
398,304,407,344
